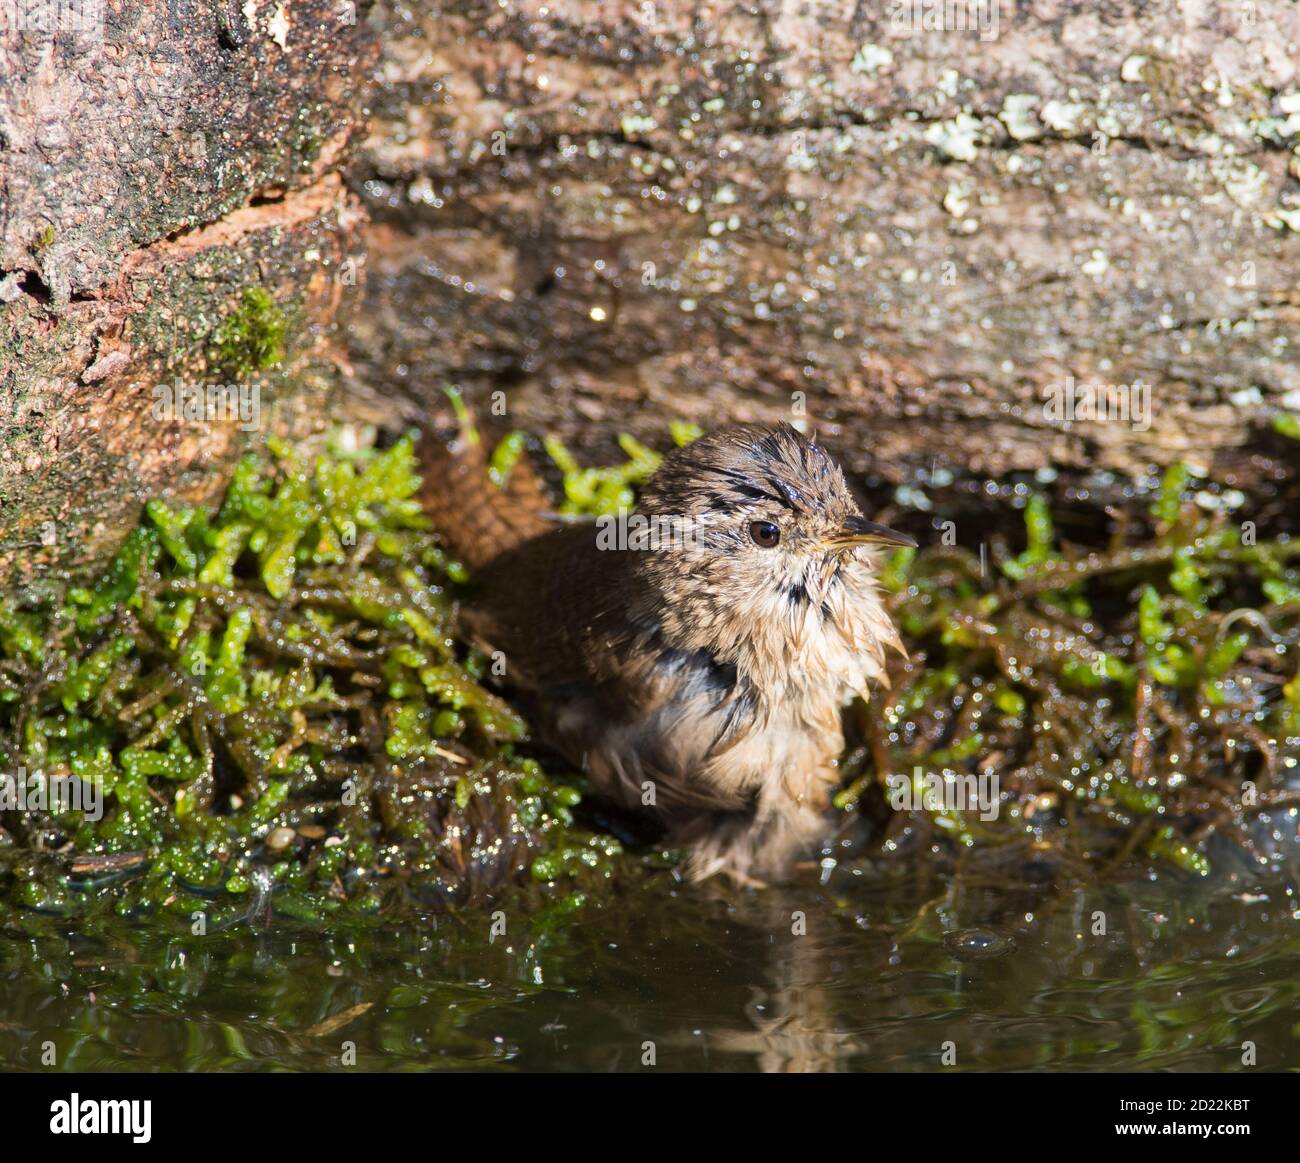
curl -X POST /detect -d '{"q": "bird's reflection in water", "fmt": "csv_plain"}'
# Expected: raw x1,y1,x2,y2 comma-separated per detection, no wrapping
703,847,1064,1073
700,881,869,1073
729,938,859,1073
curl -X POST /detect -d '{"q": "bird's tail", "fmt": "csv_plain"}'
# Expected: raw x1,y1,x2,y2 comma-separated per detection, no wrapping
418,395,552,573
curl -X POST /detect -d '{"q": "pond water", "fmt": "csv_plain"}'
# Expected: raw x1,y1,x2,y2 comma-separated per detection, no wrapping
3,828,1297,1072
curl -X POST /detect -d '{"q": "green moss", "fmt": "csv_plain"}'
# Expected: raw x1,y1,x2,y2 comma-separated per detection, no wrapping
1274,413,1300,440
542,433,661,515
3,419,1296,916
207,286,288,379
0,431,606,923
865,463,1300,876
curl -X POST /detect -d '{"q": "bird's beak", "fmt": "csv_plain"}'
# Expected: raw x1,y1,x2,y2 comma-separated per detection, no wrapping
826,514,917,549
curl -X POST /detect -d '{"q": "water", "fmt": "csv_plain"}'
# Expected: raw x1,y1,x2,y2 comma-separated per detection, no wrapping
3,842,1298,1072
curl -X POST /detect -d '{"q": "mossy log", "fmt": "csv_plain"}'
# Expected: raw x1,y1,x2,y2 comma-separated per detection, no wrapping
348,0,1300,489
0,0,376,587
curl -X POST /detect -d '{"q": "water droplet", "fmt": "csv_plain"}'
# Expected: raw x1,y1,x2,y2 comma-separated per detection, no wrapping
944,928,1013,960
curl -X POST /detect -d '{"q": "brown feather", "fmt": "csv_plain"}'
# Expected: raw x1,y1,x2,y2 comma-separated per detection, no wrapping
417,426,549,572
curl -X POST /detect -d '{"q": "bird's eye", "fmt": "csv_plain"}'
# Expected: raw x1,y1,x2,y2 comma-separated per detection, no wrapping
748,520,780,548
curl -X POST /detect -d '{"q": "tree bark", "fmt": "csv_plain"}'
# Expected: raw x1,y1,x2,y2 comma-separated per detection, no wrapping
347,0,1300,492
0,0,376,586
6,2,1299,589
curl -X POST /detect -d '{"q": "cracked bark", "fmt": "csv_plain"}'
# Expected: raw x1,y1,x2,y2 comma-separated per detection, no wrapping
0,0,376,586
346,0,1300,498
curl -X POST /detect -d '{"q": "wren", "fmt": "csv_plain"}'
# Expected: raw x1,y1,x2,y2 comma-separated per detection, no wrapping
420,420,913,885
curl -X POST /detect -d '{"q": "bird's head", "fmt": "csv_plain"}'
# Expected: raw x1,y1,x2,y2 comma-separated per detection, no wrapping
628,423,912,684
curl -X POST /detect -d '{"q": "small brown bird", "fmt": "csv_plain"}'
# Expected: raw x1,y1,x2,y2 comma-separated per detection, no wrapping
421,419,913,885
